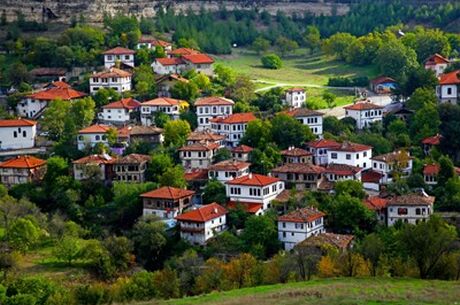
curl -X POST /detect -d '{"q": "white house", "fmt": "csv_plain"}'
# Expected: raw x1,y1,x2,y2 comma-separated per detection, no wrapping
176,203,227,245
167,47,200,58
72,154,113,182
226,173,285,213
424,53,450,77
187,131,225,147
151,57,185,75
137,37,172,51
156,74,189,98
210,113,256,148
344,101,384,129
103,47,135,69
306,139,341,165
437,70,460,104
0,119,37,150
140,97,185,125
327,141,373,169
371,151,413,184
181,54,214,76
323,163,362,182
208,159,250,183
178,142,220,170
0,155,47,187
387,192,434,226
99,98,140,125
77,124,111,151
284,88,306,109
195,97,234,130
286,108,324,137
423,164,440,185
17,84,86,119
89,68,132,94
231,145,253,162
281,147,313,164
271,163,325,191
278,207,325,251
141,186,195,219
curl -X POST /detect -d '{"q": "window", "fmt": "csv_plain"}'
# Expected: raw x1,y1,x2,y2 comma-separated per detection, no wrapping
415,208,421,215
95,135,100,141
397,208,408,215
363,151,367,157
13,131,17,138
447,87,452,95
22,131,26,137
282,222,286,228
346,154,351,160
331,153,337,159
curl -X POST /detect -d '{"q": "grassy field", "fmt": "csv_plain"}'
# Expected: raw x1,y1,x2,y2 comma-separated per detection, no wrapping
142,278,460,305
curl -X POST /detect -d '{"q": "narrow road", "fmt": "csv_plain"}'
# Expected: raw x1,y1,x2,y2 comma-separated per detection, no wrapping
253,80,357,92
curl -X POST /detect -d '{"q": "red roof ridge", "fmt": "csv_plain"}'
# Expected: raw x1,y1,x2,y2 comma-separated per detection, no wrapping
0,155,46,169
0,118,37,127
103,47,135,55
175,202,227,222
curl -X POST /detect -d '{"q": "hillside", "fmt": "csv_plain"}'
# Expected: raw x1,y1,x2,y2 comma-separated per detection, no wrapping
141,278,460,305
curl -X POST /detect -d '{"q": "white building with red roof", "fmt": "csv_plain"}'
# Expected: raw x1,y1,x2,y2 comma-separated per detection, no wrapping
178,142,220,170
285,108,324,137
231,145,253,162
195,97,234,130
421,133,443,155
208,159,250,182
306,139,341,165
327,141,373,169
363,196,388,224
99,98,141,125
151,57,186,75
141,186,195,219
271,163,325,191
137,37,172,51
210,112,256,148
0,155,47,187
176,202,227,245
0,119,37,150
387,192,434,226
103,47,135,69
168,48,200,57
281,147,313,164
323,163,362,182
226,173,285,213
72,154,114,182
278,207,326,251
371,150,413,184
182,54,214,75
17,83,86,119
77,124,111,150
344,100,384,129
89,68,132,94
424,53,450,77
140,97,185,125
284,87,306,109
437,70,460,104
423,164,440,185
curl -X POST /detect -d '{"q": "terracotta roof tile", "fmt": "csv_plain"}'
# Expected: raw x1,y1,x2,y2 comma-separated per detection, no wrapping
210,113,256,124
78,124,111,134
423,164,440,176
422,134,443,145
113,154,150,164
187,131,225,142
141,186,195,200
324,163,362,176
281,147,312,157
72,154,113,165
178,143,220,152
371,151,412,163
299,233,354,250
344,101,384,111
49,81,71,89
156,57,185,66
102,98,140,110
272,163,325,174
278,207,325,223
93,68,132,78
0,155,46,169
227,201,263,214
103,47,135,55
425,53,450,65
331,141,372,152
208,159,250,171
361,170,384,183
231,145,253,153
195,96,234,106
0,119,37,127
286,87,305,92
184,169,209,181
306,139,341,149
226,173,279,186
285,108,324,117
182,53,214,64
439,70,460,85
387,193,435,206
168,48,200,56
370,76,396,85
142,97,183,106
176,202,227,222
363,196,388,210
27,87,86,101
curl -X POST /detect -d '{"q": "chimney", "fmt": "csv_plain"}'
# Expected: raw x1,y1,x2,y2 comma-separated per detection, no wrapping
214,208,218,214
248,173,252,179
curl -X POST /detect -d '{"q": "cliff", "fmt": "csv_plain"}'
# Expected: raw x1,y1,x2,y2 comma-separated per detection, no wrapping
1,0,350,24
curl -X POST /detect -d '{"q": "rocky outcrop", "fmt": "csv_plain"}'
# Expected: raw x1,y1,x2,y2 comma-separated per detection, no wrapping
1,0,350,24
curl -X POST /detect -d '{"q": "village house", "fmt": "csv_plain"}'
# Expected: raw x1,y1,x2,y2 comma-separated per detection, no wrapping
361,170,385,192
117,125,164,146
210,112,256,148
98,98,141,125
424,53,450,77
371,151,413,184
208,159,250,183
112,154,150,183
344,100,384,129
186,131,225,147
284,88,306,109
175,203,227,245
140,97,186,125
305,139,341,165
181,54,215,75
285,108,324,137
387,192,434,226
296,233,354,252
178,142,220,170
271,163,325,191
17,83,86,119
30,67,67,82
436,70,460,104
0,119,37,150
103,47,135,69
363,196,388,224
327,141,373,169
369,76,397,94
195,97,234,130
278,207,326,251
151,57,185,75
421,134,442,155
77,124,111,151
226,173,285,213
423,164,440,185
141,186,195,219
281,147,313,164
167,47,200,58
72,154,114,182
89,68,132,94
323,163,362,182
137,37,172,51
156,74,189,97
0,155,47,187
231,145,253,162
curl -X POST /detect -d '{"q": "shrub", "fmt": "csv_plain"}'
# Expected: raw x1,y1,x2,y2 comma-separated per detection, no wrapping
261,54,282,69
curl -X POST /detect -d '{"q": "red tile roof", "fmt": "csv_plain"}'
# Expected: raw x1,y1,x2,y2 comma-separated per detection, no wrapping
278,207,325,223
226,173,279,186
439,70,460,85
141,186,195,200
210,113,256,124
27,87,86,101
139,37,172,47
421,134,442,145
227,201,263,214
324,163,362,176
285,108,324,117
102,98,140,110
370,76,396,85
72,154,113,165
103,47,135,55
423,164,439,176
168,48,200,56
387,193,435,206
113,153,150,164
425,53,450,65
331,141,372,152
195,96,234,106
361,170,384,183
78,124,111,134
0,155,46,169
93,68,132,78
281,147,312,157
184,169,209,181
156,57,185,66
344,101,384,111
231,145,253,153
272,163,325,175
142,97,183,106
176,202,227,222
187,131,225,142
286,87,305,92
0,119,37,128
300,233,354,250
50,81,71,89
182,53,214,64
178,142,220,152
208,160,251,171
363,196,388,210
371,151,412,163
306,139,341,149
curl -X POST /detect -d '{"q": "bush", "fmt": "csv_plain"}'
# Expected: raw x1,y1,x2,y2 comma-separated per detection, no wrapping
261,54,282,69
327,76,369,87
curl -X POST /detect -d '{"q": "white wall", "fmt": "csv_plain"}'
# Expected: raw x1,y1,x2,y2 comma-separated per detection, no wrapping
90,76,132,94
226,181,285,211
104,54,134,69
285,91,306,108
278,218,324,251
327,149,372,169
77,133,108,150
345,109,383,129
179,215,227,245
17,99,48,118
0,125,36,150
99,108,132,124
180,150,214,169
211,122,248,148
208,167,250,182
387,204,432,226
437,84,458,104
295,115,323,137
196,105,233,130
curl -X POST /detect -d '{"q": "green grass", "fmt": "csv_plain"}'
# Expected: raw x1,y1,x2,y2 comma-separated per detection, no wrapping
215,48,379,86
141,278,460,305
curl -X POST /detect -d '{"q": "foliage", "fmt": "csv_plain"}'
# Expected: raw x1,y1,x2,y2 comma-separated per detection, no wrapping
261,54,282,70
202,180,227,204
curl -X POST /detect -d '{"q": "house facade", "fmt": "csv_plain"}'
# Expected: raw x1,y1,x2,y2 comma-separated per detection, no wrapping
140,97,185,125
112,154,150,183
195,97,234,130
178,142,219,170
156,74,189,98
285,108,324,137
99,98,140,125
0,119,37,150
181,54,214,75
370,76,397,94
137,38,172,51
371,151,413,184
323,163,362,182
151,57,185,75
284,88,306,109
436,70,460,104
424,53,450,77
141,186,195,219
0,155,47,187
344,101,384,129
271,163,325,191
186,131,225,147
327,142,372,169
387,193,434,226
89,68,132,94
363,196,389,224
423,164,439,185
210,113,256,148
72,154,114,182
306,139,341,165
278,207,326,251
103,47,135,69
281,147,313,164
422,134,442,156
208,159,250,183
231,145,253,162
77,124,111,150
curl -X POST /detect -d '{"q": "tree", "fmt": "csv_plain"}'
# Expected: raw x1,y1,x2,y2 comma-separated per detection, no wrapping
360,233,385,276
159,166,187,189
241,119,272,149
413,28,451,63
134,65,156,100
228,75,256,104
406,87,437,111
154,111,170,128
7,218,41,253
439,104,460,161
41,99,71,141
163,120,191,147
322,92,336,109
214,148,231,162
292,244,322,280
7,62,30,86
93,88,121,108
146,153,174,182
375,39,418,79
203,180,227,204
397,67,438,98
437,155,455,187
153,267,181,299
275,36,299,57
398,215,457,279
335,180,366,199
52,237,84,266
102,236,133,272
0,197,42,232
322,32,356,60
410,103,440,144
261,54,282,69
130,217,167,269
271,113,314,149
241,214,280,259
251,37,270,54
170,81,199,102
303,25,321,53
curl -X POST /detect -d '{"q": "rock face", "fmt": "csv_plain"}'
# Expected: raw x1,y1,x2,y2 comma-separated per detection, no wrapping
1,0,350,24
